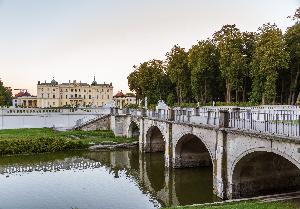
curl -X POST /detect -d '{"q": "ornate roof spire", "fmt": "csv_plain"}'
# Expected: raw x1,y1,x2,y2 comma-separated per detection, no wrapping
91,75,97,85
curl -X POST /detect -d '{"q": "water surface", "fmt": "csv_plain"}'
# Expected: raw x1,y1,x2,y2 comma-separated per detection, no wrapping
0,150,218,209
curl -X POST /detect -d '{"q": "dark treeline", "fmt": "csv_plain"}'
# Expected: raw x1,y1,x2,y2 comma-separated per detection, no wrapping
128,7,300,107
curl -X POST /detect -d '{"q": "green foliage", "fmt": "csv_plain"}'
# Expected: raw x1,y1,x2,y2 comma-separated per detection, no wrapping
0,128,136,155
213,24,250,103
127,60,173,106
250,23,289,104
0,80,12,107
166,45,191,103
126,7,300,106
188,39,220,104
0,137,87,155
285,20,300,104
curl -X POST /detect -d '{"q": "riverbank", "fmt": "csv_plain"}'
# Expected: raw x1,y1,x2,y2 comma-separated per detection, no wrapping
0,128,137,155
164,201,298,209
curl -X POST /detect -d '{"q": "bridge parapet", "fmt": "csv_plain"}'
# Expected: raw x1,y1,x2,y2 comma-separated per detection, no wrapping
114,105,300,138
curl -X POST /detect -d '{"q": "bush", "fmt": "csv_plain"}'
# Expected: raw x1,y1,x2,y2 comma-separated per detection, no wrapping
0,137,88,155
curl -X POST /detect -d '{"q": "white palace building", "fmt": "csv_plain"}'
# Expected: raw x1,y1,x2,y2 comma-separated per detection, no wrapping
36,77,113,108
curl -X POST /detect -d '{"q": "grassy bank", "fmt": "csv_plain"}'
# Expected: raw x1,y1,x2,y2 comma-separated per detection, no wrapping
164,201,298,209
0,128,136,155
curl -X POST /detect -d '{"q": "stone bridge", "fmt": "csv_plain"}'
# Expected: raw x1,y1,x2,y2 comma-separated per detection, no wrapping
83,107,300,200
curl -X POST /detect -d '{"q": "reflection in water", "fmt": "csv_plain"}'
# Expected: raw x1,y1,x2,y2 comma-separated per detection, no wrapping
0,150,219,209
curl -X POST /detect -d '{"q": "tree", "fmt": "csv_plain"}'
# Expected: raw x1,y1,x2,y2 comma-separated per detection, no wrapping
166,45,191,104
250,23,289,104
286,7,300,104
213,25,246,102
127,60,171,106
127,69,143,102
240,32,256,102
0,79,12,107
188,39,220,104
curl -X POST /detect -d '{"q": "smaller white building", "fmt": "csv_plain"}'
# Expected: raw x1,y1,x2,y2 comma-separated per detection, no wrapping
113,91,136,109
12,91,37,108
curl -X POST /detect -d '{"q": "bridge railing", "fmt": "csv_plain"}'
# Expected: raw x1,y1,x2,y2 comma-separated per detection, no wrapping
173,108,220,126
228,110,300,137
123,106,300,137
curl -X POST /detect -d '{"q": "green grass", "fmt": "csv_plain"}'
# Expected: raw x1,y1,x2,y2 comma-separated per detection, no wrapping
0,128,137,155
163,201,298,209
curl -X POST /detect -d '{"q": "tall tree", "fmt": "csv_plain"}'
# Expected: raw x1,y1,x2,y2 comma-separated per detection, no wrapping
286,7,300,104
240,32,256,102
188,39,220,104
250,23,289,104
166,45,191,104
127,68,143,102
0,79,12,107
127,60,170,106
213,25,246,102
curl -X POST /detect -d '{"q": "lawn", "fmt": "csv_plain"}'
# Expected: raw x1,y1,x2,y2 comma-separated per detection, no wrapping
0,128,137,155
163,201,298,209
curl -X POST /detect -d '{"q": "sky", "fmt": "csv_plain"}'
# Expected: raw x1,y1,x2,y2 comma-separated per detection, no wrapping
0,0,299,95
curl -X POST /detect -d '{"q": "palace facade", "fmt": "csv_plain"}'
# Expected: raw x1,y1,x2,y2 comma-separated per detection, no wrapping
37,78,113,108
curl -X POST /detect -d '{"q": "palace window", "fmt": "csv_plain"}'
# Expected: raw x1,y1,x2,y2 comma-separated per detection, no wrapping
71,89,74,92
66,95,68,99
84,95,86,99
53,89,55,91
107,95,109,99
89,95,92,99
75,94,77,98
75,89,77,92
71,95,73,98
41,93,44,98
65,89,68,92
53,95,55,99
48,93,50,98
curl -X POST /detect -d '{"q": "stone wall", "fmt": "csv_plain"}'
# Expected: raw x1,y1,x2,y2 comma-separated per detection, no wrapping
80,115,111,131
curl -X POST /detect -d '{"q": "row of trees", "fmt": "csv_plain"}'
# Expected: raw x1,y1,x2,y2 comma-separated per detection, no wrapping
0,79,12,107
128,7,300,106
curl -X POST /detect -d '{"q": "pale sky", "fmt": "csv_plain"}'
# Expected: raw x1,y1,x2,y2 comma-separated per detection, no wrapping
0,0,299,95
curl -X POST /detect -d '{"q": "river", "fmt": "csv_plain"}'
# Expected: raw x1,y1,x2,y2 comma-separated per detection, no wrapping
0,150,219,209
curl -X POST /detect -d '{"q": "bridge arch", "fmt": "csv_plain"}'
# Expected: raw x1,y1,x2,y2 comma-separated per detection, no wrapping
174,134,213,168
230,149,300,198
128,121,140,139
145,126,165,153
